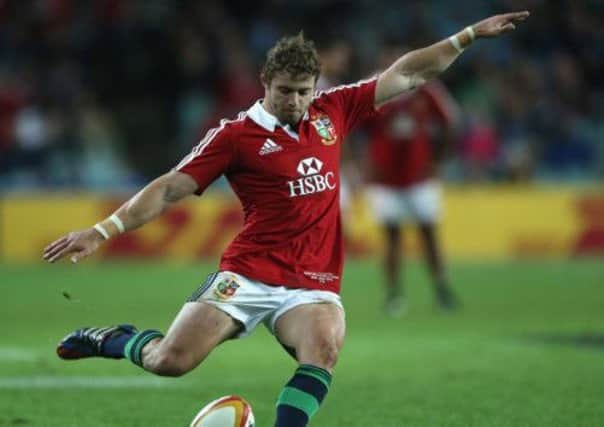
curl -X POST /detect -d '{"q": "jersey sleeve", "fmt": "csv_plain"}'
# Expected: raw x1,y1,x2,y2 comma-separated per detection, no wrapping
321,77,378,134
174,122,235,195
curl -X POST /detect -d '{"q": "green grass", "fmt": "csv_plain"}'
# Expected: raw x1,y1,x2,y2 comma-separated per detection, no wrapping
1,258,603,426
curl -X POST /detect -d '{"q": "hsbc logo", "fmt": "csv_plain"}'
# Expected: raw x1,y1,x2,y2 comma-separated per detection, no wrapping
297,157,323,176
288,157,336,197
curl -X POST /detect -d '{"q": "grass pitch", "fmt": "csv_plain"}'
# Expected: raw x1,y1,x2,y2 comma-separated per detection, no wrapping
1,258,603,426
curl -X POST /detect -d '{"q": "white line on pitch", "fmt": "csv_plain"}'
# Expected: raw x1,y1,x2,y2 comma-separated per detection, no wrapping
0,375,262,389
0,376,182,389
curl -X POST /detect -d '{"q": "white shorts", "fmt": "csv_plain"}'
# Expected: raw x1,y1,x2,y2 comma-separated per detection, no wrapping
340,175,351,212
187,271,344,338
366,180,442,225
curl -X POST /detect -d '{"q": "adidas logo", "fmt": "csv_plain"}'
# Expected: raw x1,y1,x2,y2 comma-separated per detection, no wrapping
259,138,283,155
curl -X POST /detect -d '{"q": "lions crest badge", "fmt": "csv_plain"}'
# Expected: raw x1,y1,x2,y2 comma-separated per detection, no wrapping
311,115,338,145
213,276,240,300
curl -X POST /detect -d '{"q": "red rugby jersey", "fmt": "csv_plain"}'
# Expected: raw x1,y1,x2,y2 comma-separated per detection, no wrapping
175,78,377,293
364,81,458,187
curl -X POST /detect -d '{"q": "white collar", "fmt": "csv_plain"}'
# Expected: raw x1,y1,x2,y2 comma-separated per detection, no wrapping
247,100,309,139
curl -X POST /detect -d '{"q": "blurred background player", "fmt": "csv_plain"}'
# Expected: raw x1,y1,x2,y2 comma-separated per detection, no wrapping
362,39,462,316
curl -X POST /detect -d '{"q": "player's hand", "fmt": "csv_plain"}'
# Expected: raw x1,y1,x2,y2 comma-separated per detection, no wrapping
472,11,530,38
42,228,105,264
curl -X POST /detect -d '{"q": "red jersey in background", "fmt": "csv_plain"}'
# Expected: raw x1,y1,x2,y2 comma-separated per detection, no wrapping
364,81,459,187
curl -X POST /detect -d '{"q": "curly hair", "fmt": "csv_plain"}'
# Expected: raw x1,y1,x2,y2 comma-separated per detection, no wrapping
261,32,321,84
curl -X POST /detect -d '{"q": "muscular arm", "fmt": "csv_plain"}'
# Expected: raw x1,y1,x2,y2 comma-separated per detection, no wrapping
43,171,198,263
375,11,529,108
111,171,198,232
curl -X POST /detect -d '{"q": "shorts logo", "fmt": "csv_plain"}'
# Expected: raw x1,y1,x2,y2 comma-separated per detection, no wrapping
311,115,337,145
214,276,240,300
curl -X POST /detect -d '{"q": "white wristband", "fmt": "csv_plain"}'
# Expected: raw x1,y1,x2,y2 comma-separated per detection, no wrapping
449,35,464,53
466,26,476,41
94,223,110,240
110,214,125,234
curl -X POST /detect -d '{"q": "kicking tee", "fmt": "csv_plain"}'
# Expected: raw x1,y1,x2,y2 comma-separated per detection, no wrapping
176,78,377,294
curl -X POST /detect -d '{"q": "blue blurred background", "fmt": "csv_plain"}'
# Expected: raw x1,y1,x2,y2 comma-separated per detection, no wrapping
0,0,602,192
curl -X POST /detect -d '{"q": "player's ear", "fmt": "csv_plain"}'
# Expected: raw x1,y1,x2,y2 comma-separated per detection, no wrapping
260,72,270,91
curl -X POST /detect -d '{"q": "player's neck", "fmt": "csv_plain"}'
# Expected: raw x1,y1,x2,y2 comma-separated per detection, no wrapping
260,99,277,120
261,100,300,129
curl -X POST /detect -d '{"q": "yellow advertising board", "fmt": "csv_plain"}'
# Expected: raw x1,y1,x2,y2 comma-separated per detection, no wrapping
1,186,602,262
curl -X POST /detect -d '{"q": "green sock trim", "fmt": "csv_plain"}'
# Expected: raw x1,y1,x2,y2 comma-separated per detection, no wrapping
298,365,332,388
124,330,163,366
277,386,320,419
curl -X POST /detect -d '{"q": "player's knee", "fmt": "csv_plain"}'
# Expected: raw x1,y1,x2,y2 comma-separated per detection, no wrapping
146,348,197,377
312,337,342,369
322,344,340,369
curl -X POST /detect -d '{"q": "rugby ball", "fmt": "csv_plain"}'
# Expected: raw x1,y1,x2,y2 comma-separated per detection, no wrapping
190,395,255,427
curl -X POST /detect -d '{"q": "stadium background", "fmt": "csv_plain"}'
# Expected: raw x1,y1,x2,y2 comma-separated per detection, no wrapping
0,1,603,426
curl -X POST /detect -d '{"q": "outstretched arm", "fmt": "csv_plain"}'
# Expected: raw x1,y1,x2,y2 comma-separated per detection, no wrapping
42,171,198,263
375,11,530,108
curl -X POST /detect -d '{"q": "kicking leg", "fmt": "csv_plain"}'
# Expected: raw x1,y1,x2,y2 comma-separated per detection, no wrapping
57,302,241,377
137,302,241,376
272,303,345,427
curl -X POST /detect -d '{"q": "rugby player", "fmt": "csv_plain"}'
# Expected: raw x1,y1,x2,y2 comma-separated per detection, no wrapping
43,11,529,427
363,40,462,315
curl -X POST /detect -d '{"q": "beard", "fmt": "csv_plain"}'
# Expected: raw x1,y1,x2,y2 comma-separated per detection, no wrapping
280,110,303,127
